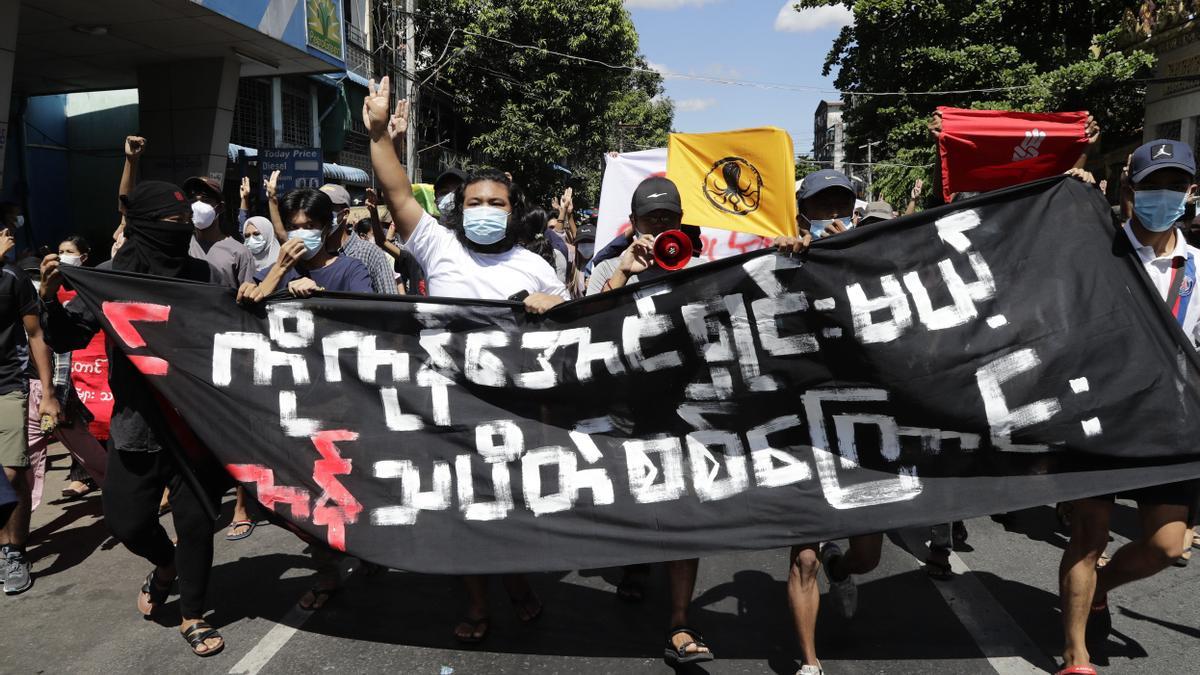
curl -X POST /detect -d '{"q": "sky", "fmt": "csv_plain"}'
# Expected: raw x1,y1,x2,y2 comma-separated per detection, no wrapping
624,0,851,158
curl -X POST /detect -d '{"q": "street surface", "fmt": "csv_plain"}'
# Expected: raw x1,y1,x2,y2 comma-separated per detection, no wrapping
2,447,1197,674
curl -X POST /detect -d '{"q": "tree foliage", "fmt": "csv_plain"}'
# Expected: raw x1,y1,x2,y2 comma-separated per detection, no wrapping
795,0,1156,208
416,0,673,204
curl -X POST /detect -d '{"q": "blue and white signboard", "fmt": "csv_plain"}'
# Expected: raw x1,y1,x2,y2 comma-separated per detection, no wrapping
260,148,324,193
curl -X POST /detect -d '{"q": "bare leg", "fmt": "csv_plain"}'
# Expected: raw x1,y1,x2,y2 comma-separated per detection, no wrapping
829,533,883,579
0,466,30,549
788,544,821,668
454,575,490,641
1096,503,1188,597
1059,499,1111,669
226,486,253,538
666,558,708,655
500,573,541,621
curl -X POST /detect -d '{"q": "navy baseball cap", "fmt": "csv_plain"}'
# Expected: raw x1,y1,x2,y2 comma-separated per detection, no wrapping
798,169,856,201
1130,139,1196,183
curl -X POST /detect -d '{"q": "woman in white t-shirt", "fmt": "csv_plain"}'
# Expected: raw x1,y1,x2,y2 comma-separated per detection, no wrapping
365,77,557,643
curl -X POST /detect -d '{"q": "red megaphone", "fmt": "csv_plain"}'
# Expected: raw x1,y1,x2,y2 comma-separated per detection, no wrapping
653,229,693,271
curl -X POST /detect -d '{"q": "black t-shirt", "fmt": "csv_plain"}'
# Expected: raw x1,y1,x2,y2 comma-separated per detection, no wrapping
0,265,40,395
393,248,427,295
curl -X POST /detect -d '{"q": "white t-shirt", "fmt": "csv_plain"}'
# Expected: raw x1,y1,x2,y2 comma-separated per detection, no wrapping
403,212,569,300
1123,221,1200,349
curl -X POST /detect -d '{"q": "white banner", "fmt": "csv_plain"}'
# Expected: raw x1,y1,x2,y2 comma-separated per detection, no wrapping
596,149,773,264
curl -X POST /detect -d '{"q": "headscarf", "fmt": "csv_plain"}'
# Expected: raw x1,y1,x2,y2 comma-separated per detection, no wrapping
113,181,199,279
241,216,280,271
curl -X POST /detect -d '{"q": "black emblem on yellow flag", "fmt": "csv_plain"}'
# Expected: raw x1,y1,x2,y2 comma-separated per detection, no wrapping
704,156,763,216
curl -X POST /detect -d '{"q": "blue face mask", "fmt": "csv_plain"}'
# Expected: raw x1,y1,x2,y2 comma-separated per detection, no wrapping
462,206,510,245
1134,189,1189,233
288,228,325,260
804,215,851,238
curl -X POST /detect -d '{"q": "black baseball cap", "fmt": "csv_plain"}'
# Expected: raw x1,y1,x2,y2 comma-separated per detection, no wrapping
797,169,856,201
1130,139,1197,183
575,222,597,259
434,168,467,193
182,175,223,203
631,176,682,217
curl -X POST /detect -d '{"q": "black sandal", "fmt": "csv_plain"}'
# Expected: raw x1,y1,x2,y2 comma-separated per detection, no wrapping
138,569,172,618
664,627,715,665
453,616,490,644
182,621,225,657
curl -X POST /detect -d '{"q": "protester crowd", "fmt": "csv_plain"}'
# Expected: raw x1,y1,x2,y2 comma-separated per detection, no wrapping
0,75,1197,675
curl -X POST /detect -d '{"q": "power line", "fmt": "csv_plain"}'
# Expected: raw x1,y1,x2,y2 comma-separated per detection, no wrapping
455,29,1035,98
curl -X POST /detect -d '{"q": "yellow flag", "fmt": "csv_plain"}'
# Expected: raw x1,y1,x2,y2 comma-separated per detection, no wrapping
667,127,797,238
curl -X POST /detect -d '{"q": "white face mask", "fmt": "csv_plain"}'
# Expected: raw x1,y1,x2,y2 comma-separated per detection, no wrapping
14,215,24,229
58,253,82,267
244,234,269,255
192,201,217,230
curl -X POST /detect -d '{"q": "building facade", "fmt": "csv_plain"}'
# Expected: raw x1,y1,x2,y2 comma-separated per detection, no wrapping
0,0,420,255
813,99,845,174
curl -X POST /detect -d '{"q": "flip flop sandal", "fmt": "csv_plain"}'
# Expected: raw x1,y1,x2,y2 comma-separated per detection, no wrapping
297,585,340,611
453,616,490,644
1055,666,1097,675
138,569,173,618
509,591,543,623
225,520,256,541
1191,532,1200,549
61,483,95,500
182,621,225,657
664,627,715,665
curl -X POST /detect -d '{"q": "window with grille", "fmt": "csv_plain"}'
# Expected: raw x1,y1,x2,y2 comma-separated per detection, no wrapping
230,78,273,150
1157,120,1183,141
337,132,371,175
281,84,313,147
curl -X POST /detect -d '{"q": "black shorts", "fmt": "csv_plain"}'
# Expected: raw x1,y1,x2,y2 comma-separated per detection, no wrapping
1088,479,1200,510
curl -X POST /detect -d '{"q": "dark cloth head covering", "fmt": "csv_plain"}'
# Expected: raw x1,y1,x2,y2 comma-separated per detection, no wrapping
121,181,192,221
114,181,205,280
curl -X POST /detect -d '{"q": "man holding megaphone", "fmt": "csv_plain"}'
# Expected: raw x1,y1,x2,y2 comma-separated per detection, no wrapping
588,176,702,294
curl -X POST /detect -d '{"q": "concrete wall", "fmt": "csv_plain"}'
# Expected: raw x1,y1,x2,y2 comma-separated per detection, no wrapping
137,56,239,186
66,90,139,258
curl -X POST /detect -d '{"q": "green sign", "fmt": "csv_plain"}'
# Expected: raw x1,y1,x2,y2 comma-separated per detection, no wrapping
305,0,344,59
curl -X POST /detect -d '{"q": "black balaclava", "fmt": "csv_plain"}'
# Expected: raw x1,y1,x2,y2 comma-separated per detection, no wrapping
114,181,196,279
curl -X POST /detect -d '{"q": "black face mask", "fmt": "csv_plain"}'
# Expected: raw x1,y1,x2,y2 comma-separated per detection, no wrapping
113,217,197,279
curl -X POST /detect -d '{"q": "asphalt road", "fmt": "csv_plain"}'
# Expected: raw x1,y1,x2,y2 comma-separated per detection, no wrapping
2,448,1197,675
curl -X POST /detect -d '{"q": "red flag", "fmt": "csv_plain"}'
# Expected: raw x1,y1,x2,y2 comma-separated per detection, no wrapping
938,107,1088,202
58,288,113,441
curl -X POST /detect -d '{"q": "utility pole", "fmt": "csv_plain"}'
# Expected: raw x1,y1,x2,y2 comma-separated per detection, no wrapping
859,140,881,201
404,0,417,179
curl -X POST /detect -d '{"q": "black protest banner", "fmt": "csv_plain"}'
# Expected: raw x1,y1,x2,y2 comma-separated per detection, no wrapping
62,176,1200,574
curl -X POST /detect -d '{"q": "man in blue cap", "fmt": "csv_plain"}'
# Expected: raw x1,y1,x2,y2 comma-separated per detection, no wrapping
796,169,858,239
1057,139,1199,675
